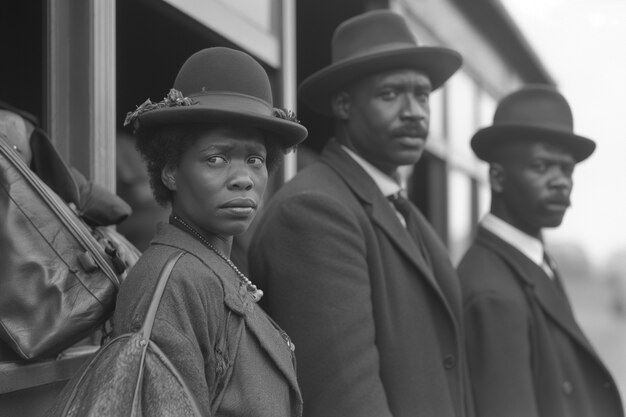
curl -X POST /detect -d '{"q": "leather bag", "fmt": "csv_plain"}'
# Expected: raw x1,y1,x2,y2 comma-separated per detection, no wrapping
0,138,134,360
45,251,203,417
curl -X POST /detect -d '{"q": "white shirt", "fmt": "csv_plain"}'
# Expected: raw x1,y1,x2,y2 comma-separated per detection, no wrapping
341,145,406,226
481,213,554,279
341,145,402,197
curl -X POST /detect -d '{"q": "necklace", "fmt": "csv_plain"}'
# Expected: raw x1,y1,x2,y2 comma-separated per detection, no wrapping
170,215,264,302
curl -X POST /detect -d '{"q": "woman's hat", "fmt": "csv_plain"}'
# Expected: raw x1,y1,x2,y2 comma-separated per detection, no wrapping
298,10,462,116
471,85,595,162
125,47,308,148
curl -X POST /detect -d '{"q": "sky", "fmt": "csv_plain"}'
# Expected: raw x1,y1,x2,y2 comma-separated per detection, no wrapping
500,0,626,269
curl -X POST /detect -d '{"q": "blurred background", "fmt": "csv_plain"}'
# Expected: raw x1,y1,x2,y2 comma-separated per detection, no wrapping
1,0,625,408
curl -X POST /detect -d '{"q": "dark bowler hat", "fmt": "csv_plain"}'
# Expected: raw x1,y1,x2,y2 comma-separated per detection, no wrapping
125,47,308,148
471,85,595,162
298,10,462,116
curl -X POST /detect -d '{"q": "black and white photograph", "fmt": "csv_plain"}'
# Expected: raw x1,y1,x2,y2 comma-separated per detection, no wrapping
1,1,625,416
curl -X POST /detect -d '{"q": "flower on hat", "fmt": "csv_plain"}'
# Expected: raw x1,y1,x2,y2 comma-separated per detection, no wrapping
124,88,196,131
272,108,300,124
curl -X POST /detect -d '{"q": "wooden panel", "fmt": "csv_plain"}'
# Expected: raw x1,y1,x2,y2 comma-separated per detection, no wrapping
162,0,281,68
47,0,116,191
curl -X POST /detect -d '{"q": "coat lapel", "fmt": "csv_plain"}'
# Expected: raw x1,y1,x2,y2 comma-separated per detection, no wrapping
152,224,301,400
320,140,447,303
243,307,301,399
477,227,600,359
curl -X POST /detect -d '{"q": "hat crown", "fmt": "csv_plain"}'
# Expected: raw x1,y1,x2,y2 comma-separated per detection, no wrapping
332,10,418,63
173,47,273,106
470,84,596,163
494,85,573,133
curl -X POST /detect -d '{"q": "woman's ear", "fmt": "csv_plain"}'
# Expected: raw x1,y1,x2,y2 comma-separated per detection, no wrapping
489,163,505,193
331,91,351,120
161,164,177,191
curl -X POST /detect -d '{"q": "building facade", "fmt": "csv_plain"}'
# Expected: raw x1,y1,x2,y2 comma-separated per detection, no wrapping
1,0,553,260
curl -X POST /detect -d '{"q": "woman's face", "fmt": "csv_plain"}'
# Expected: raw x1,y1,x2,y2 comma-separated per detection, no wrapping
165,125,268,240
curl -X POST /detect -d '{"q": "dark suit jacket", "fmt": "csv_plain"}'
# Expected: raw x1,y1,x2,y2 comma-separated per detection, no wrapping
458,226,623,417
249,139,471,417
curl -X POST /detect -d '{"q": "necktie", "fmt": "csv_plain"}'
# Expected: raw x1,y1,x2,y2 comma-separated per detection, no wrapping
388,193,432,268
543,252,568,297
540,253,555,280
388,193,412,228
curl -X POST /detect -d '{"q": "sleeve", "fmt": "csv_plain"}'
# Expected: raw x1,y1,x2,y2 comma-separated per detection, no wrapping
249,192,394,417
464,290,541,417
151,257,225,416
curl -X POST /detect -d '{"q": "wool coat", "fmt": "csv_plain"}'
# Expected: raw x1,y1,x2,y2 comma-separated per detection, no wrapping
113,223,301,417
248,139,472,417
458,226,624,417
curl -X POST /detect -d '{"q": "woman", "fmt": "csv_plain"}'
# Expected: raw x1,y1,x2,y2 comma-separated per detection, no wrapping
113,47,307,416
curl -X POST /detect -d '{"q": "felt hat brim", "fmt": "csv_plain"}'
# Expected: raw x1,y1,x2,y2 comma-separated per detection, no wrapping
471,124,596,163
135,94,308,149
298,46,462,116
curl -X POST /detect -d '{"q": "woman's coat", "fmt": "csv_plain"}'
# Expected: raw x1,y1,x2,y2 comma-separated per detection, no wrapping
114,223,301,417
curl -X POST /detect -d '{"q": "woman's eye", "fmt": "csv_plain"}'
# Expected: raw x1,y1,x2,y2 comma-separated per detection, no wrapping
248,156,266,167
207,155,228,165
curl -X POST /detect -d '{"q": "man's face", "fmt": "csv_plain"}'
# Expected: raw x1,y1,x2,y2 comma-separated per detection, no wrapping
494,141,576,236
339,69,431,176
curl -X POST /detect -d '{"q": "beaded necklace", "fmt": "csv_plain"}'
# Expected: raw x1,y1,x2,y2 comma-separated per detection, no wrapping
170,215,264,302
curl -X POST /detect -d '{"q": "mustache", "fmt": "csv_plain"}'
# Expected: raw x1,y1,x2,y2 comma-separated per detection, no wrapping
390,124,428,138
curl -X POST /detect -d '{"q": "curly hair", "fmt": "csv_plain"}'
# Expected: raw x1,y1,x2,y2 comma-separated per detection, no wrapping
135,124,287,206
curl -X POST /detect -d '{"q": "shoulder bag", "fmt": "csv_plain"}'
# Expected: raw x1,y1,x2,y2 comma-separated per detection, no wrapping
45,250,203,417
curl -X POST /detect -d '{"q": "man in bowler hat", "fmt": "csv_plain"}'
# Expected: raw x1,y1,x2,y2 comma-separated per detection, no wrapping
248,10,473,417
458,85,624,417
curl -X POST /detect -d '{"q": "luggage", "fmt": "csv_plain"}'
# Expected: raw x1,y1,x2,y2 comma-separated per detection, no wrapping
0,136,139,360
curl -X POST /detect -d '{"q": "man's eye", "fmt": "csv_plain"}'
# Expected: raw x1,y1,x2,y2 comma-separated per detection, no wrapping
379,90,397,100
530,161,547,172
207,155,228,165
561,164,575,176
248,156,266,167
415,92,429,103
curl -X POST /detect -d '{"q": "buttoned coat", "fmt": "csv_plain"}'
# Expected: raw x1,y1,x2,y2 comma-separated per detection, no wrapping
458,226,623,417
113,223,301,417
248,139,472,417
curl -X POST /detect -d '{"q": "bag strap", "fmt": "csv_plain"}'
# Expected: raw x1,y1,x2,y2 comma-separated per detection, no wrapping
141,251,184,340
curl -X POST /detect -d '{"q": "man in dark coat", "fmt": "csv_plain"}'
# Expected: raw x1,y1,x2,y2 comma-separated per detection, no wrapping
458,85,624,417
248,10,473,417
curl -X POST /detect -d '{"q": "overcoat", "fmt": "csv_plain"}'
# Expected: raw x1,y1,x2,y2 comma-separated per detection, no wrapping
248,139,472,417
458,226,624,417
113,222,301,417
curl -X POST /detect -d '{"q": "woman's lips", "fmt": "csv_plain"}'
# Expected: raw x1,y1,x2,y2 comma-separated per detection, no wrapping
220,198,257,217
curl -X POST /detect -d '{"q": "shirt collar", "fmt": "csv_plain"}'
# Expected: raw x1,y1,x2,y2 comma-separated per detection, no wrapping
481,213,545,266
341,145,402,197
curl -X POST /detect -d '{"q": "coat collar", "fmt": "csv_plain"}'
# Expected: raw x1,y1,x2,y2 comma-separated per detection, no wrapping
339,144,402,198
151,222,301,400
476,226,601,360
320,139,450,308
481,213,545,267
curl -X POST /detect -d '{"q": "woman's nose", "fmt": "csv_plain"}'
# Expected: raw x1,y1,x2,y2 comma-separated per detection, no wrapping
227,166,254,191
